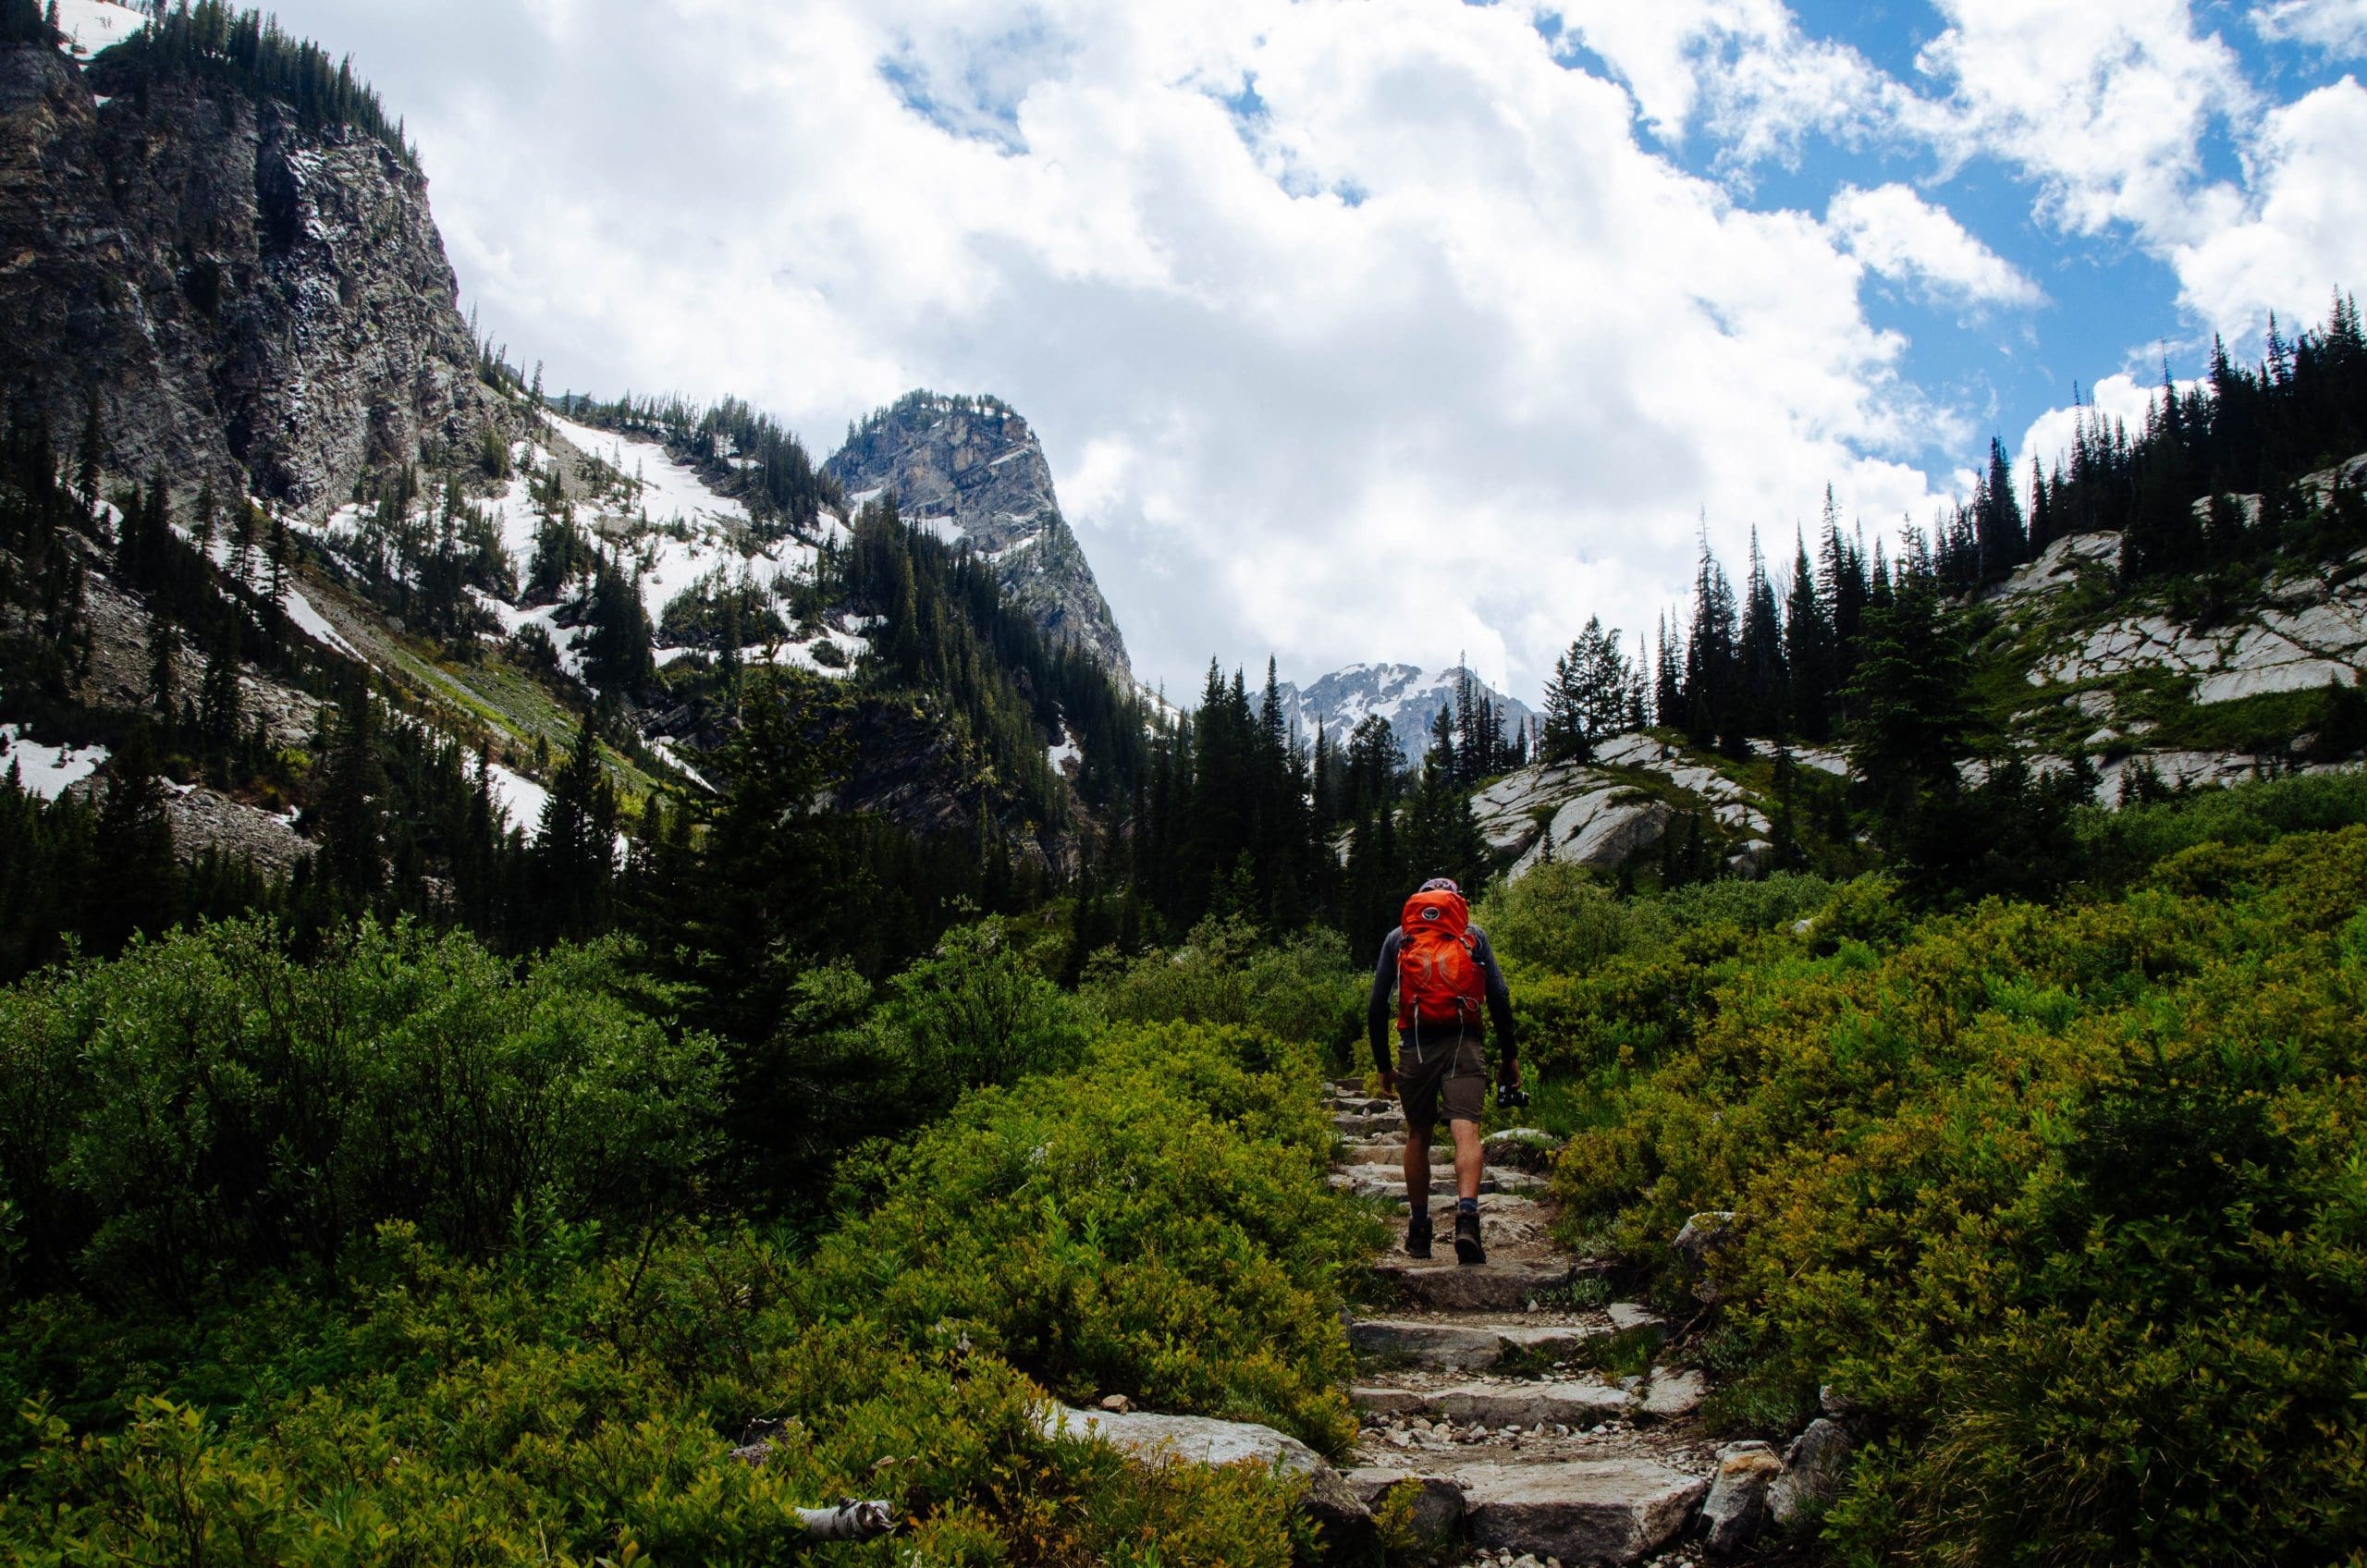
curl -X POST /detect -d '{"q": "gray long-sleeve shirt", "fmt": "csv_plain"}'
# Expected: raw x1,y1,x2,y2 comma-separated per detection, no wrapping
1367,926,1517,1073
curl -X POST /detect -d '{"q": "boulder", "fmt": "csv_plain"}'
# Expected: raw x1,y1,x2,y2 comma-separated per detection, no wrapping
1605,1303,1665,1337
1459,1458,1708,1563
1564,796,1674,872
1672,1211,1737,1304
1037,1404,1367,1525
1767,1417,1852,1526
1637,1366,1706,1421
1344,1468,1466,1544
1371,1258,1575,1312
1699,1441,1784,1554
1507,789,1673,882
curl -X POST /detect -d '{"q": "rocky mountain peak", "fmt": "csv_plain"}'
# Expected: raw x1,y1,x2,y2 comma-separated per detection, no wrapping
824,390,1132,680
0,29,499,511
1279,662,1537,758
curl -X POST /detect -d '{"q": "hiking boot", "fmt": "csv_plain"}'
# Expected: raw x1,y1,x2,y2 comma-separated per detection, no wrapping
1404,1211,1433,1259
1454,1209,1486,1266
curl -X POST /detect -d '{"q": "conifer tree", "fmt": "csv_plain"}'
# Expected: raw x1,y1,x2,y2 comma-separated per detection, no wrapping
533,715,617,941
316,686,386,901
86,726,176,954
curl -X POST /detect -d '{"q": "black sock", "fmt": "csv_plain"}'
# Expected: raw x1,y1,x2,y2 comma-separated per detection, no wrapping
1456,1196,1478,1215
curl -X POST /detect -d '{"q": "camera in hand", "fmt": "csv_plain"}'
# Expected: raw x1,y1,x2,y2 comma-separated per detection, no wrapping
1494,1083,1530,1110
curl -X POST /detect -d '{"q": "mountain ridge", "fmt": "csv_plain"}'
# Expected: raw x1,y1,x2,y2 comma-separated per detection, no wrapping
1276,660,1537,759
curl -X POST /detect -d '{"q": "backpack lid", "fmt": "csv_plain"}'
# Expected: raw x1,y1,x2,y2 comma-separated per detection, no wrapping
1401,886,1470,937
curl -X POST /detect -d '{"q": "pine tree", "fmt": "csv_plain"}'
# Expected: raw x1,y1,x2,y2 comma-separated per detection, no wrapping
1846,574,1971,834
1540,643,1588,764
1737,529,1786,737
533,715,617,941
1783,531,1832,739
316,686,386,901
86,726,177,953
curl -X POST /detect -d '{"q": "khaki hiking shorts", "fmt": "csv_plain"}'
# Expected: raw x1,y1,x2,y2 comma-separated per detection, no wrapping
1396,1031,1486,1128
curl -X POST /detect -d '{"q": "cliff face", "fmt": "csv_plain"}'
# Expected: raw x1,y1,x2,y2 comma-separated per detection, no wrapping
826,392,1133,681
0,40,496,508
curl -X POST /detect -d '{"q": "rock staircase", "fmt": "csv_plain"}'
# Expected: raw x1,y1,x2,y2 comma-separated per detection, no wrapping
1324,1078,1728,1567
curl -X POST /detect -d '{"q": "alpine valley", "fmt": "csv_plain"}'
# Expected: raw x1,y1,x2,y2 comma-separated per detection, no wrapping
2,6,2364,1568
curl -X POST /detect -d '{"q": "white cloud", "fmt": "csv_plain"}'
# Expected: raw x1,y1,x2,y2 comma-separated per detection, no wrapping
275,0,1979,699
1826,183,2041,309
2171,79,2367,340
2014,370,2203,482
1539,0,1913,168
2253,0,2367,58
1914,0,2251,244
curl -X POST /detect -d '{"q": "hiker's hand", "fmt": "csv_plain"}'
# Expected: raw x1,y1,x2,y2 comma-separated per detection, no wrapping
1380,1069,1399,1099
1498,1063,1522,1090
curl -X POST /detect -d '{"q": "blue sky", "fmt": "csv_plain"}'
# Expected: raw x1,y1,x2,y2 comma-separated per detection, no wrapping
114,0,2367,700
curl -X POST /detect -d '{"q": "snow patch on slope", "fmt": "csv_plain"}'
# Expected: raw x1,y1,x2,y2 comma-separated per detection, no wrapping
55,0,143,58
2,726,109,799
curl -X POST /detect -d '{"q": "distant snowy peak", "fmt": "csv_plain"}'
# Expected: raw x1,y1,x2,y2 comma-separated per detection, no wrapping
1277,664,1536,759
824,391,1132,680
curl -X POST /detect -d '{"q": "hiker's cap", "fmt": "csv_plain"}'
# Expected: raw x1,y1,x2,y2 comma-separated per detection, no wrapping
1418,877,1461,895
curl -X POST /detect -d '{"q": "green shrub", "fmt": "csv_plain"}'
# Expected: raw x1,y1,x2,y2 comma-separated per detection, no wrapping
1083,916,1361,1056
802,1020,1367,1450
0,919,721,1305
1549,827,2367,1564
0,988,1369,1563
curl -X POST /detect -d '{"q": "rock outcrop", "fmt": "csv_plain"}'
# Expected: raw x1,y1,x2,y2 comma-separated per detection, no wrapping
825,392,1132,680
1467,733,1778,883
0,37,498,510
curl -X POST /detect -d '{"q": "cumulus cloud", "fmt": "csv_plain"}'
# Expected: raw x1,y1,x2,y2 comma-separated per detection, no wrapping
2252,0,2367,58
2013,370,2207,484
2171,80,2367,339
1539,0,1916,168
1914,0,2251,244
287,0,1960,700
1825,184,2041,309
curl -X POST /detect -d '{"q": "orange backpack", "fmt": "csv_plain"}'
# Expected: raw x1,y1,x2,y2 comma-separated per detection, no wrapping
1397,887,1485,1032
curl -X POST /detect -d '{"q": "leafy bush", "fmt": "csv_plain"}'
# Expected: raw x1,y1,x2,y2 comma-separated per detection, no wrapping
1084,916,1362,1057
2068,766,2367,888
0,1011,1362,1564
804,1020,1367,1449
1476,863,1837,980
1548,827,2367,1564
0,919,721,1305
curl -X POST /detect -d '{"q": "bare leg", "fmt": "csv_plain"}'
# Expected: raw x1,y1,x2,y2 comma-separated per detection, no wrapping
1403,1124,1431,1207
1450,1118,1483,1201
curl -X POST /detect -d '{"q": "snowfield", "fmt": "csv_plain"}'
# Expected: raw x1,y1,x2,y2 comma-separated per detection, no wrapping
2,726,109,799
55,0,143,58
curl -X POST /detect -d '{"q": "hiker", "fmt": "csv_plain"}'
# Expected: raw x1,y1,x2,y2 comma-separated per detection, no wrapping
1368,876,1518,1266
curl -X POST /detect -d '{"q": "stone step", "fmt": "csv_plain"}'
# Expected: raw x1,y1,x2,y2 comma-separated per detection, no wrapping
1354,1377,1634,1426
1332,1110,1406,1135
1342,1469,1466,1542
1326,1170,1525,1199
1458,1458,1708,1563
1341,1142,1456,1167
1367,1258,1575,1312
1347,1306,1665,1370
1326,1096,1394,1115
